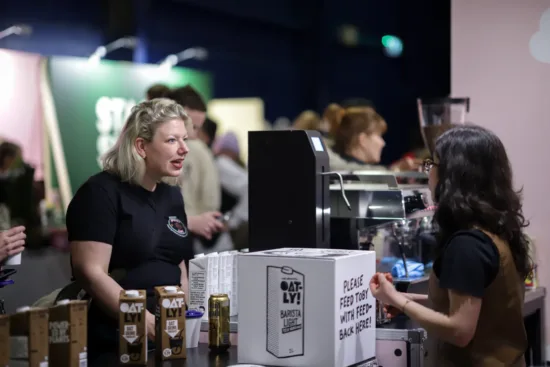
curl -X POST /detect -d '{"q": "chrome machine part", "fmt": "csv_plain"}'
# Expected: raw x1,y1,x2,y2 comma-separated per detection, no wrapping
329,171,436,282
321,171,351,210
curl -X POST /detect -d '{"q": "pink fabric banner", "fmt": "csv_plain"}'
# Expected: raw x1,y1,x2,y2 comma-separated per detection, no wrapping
0,49,44,180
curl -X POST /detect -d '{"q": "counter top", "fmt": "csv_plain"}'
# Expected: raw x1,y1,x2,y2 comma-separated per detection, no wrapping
90,344,238,367
200,287,546,334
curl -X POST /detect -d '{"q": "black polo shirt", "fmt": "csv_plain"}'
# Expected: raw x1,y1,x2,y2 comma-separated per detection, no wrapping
66,171,193,354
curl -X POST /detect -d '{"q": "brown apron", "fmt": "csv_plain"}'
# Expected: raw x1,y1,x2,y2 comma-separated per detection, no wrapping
426,231,527,366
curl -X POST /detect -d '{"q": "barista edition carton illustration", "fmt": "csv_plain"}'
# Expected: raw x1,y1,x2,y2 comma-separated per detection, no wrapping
10,306,49,367
155,286,186,360
266,266,304,358
238,248,377,367
119,290,147,365
48,299,88,367
0,315,9,366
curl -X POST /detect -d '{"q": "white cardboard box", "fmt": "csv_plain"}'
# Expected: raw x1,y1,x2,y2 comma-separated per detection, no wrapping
238,248,376,367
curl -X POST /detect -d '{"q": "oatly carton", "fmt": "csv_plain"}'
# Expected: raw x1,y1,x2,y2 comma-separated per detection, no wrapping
154,286,186,361
119,290,147,365
238,248,376,367
48,299,88,367
0,315,9,366
10,306,49,367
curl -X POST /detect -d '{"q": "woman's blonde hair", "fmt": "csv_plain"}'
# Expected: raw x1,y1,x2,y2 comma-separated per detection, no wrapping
292,110,321,131
102,98,191,186
323,103,346,138
333,107,387,155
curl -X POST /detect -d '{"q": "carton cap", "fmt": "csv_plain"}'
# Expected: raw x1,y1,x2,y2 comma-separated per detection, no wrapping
125,290,140,298
164,286,178,293
206,252,218,257
16,306,31,313
241,248,250,253
57,299,71,305
194,253,205,258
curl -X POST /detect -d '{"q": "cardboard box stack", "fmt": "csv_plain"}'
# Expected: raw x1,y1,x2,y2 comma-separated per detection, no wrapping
48,299,88,367
10,306,49,367
188,250,240,318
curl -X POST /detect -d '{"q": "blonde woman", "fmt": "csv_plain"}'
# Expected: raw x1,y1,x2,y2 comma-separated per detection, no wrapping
67,99,194,359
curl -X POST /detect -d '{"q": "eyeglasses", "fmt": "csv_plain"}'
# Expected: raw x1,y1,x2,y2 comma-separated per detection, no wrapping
423,158,438,173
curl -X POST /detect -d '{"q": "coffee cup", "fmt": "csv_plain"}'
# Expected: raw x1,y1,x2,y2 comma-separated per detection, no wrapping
3,252,21,266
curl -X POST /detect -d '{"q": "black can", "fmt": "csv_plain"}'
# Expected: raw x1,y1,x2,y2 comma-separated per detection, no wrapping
208,294,231,352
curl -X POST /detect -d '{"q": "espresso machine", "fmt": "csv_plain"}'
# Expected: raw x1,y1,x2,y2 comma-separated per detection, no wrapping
248,130,435,280
329,170,436,289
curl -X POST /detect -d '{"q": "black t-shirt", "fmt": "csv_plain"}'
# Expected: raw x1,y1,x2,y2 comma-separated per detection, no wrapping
66,171,193,351
433,229,500,298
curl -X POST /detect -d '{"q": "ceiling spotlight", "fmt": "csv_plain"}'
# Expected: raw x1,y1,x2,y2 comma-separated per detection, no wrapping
158,47,208,70
88,36,138,64
0,24,33,41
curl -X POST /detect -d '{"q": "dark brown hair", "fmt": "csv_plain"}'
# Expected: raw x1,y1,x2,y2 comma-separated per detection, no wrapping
167,85,207,112
146,84,170,100
433,125,531,279
332,107,387,155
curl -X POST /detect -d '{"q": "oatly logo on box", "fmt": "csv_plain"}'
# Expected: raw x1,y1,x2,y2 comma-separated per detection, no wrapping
266,266,305,359
119,290,147,365
155,286,187,361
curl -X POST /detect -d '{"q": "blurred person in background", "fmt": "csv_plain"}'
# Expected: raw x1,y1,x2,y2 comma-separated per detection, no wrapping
321,103,345,147
212,132,248,250
165,86,224,243
145,84,170,100
292,110,321,131
198,117,218,149
0,142,40,246
331,107,419,171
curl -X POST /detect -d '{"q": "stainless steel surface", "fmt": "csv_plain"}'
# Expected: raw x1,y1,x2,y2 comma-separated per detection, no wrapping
330,171,436,278
525,287,545,305
376,328,427,367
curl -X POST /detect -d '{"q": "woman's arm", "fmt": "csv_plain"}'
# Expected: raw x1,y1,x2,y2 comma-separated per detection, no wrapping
393,290,481,347
403,292,429,304
71,241,123,318
71,240,157,339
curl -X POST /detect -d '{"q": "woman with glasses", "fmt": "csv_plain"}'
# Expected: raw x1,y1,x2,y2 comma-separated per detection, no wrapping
371,125,529,366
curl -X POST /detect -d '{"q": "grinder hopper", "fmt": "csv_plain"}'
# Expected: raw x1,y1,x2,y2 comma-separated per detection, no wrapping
417,97,470,155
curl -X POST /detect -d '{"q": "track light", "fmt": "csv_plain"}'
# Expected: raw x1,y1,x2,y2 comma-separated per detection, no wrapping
0,24,33,41
88,36,138,64
158,47,208,70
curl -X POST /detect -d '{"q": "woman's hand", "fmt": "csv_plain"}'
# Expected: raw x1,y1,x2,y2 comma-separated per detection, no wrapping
370,272,401,308
390,157,422,172
0,226,26,263
188,212,225,239
146,311,156,341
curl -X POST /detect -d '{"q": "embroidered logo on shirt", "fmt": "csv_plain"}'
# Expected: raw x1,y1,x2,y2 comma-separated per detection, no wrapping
167,216,188,238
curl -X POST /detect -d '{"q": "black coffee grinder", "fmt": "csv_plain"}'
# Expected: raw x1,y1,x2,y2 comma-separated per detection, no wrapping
248,130,349,252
